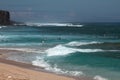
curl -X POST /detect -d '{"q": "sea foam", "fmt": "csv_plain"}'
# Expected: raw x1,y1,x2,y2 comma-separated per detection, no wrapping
32,56,84,76
93,75,108,80
46,41,120,56
45,64,84,76
32,56,50,68
46,45,77,56
45,45,103,56
66,41,101,47
25,22,83,27
0,26,7,29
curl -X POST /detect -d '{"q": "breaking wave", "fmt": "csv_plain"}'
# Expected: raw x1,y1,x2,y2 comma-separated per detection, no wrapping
32,56,84,76
32,56,110,78
32,56,50,68
45,41,120,56
66,41,101,47
45,45,103,56
24,22,83,27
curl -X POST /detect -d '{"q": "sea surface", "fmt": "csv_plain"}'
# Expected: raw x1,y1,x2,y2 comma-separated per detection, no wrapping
0,22,120,80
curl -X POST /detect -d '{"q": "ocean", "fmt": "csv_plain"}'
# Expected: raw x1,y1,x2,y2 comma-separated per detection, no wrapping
0,22,120,80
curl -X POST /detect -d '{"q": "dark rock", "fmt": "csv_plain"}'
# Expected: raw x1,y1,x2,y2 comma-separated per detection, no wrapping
0,10,26,26
0,10,11,25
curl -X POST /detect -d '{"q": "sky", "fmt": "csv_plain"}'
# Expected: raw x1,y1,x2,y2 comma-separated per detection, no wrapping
0,0,120,22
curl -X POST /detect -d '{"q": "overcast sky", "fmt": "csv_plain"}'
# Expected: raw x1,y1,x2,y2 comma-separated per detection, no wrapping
0,0,120,22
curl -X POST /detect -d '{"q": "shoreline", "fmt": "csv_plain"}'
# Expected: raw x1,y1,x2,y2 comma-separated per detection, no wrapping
0,49,93,80
0,61,75,80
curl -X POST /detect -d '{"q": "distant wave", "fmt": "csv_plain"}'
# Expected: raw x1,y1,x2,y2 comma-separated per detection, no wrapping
24,22,83,27
0,26,7,29
66,41,101,47
66,41,120,50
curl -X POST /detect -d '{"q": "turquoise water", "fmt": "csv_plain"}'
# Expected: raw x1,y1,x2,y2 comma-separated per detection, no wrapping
0,23,120,80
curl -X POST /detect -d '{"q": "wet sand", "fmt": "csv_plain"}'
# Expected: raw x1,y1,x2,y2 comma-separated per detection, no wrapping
0,49,93,80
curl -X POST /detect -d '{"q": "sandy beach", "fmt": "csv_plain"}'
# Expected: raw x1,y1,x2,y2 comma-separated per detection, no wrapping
0,62,75,80
0,49,93,80
0,49,77,80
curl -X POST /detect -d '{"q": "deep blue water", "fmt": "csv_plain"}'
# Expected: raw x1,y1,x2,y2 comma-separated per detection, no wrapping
0,23,120,80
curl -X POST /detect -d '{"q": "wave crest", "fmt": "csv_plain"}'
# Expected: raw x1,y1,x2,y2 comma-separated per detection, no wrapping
0,26,7,29
25,22,83,27
45,45,103,56
46,41,120,56
66,41,101,47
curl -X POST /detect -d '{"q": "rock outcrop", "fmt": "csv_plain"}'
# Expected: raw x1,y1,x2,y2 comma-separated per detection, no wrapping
0,10,11,25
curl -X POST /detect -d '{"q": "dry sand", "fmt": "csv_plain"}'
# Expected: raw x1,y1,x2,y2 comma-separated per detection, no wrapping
0,49,76,80
0,49,93,80
0,62,75,80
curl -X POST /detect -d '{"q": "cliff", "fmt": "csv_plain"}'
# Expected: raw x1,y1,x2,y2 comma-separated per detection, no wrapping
0,10,11,25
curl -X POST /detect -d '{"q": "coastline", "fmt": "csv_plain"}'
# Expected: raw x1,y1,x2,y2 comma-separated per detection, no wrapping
0,49,92,80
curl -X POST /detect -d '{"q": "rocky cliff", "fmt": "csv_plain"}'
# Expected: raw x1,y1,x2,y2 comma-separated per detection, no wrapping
0,10,11,25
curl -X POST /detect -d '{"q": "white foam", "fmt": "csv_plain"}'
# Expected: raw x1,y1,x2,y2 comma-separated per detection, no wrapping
46,45,77,56
94,75,108,80
32,57,84,76
32,56,50,68
25,22,83,27
45,64,84,76
66,41,101,47
46,45,103,56
13,23,25,26
0,26,7,29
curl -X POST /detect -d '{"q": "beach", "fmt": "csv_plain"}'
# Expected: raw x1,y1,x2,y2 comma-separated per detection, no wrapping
0,49,75,80
0,49,92,80
1,0,120,79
